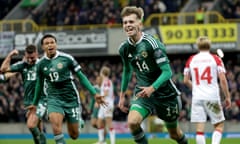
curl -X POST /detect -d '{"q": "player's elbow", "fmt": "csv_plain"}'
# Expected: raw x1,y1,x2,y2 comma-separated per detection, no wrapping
0,67,7,72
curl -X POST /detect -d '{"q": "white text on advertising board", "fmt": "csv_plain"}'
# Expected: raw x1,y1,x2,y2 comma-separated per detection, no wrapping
14,31,107,50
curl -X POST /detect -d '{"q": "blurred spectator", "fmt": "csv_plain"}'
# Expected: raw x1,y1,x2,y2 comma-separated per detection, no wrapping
220,0,240,19
221,3,234,19
229,101,240,121
29,9,42,24
0,95,9,122
234,6,240,18
233,92,240,108
0,0,21,19
26,0,185,26
195,5,205,24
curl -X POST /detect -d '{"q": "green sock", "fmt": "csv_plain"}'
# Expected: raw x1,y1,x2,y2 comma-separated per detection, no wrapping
29,127,41,144
40,132,47,144
132,128,148,144
54,133,66,144
79,118,85,132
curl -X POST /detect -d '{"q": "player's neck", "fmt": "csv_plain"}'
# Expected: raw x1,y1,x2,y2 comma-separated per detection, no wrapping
47,53,57,59
130,32,142,44
200,50,209,53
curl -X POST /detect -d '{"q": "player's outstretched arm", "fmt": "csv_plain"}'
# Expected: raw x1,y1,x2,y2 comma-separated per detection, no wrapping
4,72,17,80
118,91,129,113
1,49,19,72
76,70,107,106
0,73,17,82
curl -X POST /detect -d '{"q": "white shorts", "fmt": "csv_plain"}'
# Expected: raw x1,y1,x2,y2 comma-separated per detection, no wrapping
98,104,114,119
191,99,225,124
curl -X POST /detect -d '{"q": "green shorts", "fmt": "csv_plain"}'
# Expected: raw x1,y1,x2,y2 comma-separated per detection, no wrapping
36,99,47,119
48,104,81,123
130,95,181,123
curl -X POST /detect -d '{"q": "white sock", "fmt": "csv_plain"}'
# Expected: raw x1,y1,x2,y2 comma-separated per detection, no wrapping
212,130,222,144
109,128,115,144
98,128,105,142
196,133,206,144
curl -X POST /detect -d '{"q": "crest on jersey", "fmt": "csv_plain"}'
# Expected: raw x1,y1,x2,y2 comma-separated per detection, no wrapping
154,49,162,58
141,51,148,58
57,63,63,69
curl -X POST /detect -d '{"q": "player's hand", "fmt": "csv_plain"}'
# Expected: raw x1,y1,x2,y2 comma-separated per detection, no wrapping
224,97,231,110
94,94,107,107
9,49,19,57
118,96,128,113
136,86,155,98
94,102,100,108
26,105,37,117
26,111,39,128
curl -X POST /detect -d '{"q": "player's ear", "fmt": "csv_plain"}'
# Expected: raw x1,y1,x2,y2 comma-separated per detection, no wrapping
139,21,143,30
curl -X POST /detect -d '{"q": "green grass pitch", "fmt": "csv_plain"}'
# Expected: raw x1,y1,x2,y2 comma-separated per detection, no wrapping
0,138,240,144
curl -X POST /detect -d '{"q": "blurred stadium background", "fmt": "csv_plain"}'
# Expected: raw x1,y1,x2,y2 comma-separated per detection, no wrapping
0,0,240,142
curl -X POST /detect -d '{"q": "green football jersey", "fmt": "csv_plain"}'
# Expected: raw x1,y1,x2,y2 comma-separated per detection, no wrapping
10,61,38,106
119,33,180,99
37,51,80,107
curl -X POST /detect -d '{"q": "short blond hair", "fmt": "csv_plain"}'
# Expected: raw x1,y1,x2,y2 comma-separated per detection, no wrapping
196,36,211,50
100,66,111,77
121,6,144,21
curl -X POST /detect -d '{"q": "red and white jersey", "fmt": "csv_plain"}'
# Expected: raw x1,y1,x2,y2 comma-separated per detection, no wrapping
100,78,114,106
184,51,226,100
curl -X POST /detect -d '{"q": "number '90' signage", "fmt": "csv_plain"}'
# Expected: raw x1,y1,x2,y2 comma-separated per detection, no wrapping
160,24,237,44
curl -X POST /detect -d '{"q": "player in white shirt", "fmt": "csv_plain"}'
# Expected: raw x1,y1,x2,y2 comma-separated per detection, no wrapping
97,66,115,144
183,36,231,144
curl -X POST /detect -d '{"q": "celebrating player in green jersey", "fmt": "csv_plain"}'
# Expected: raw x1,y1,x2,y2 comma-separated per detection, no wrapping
1,46,46,144
118,6,188,144
28,34,106,144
